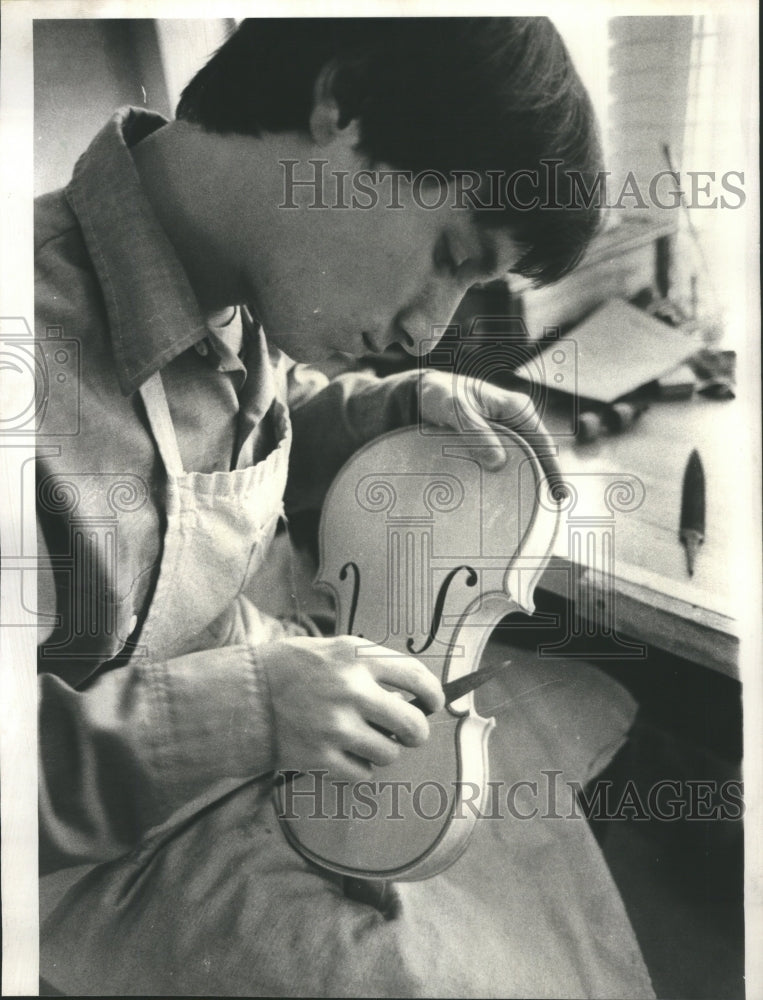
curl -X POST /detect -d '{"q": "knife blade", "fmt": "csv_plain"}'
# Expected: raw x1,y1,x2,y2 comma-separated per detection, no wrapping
408,658,512,715
679,449,706,576
372,659,513,741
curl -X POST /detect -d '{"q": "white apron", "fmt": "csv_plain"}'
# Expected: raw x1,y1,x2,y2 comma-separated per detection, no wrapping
133,369,292,661
41,372,654,999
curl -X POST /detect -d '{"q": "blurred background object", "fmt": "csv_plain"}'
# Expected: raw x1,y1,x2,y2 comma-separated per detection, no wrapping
34,19,233,196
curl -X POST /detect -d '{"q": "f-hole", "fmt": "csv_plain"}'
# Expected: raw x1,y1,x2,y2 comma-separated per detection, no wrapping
407,565,478,655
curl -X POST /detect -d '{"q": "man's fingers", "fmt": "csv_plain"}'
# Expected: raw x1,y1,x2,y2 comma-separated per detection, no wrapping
471,420,507,470
422,372,561,476
369,655,445,715
344,723,404,765
363,694,431,748
327,750,374,784
493,408,561,481
477,405,562,480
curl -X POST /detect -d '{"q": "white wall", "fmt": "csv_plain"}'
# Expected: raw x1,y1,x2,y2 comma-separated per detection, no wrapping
33,18,231,197
34,20,171,196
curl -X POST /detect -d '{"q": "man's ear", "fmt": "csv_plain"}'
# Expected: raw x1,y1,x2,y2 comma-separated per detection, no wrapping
309,62,362,149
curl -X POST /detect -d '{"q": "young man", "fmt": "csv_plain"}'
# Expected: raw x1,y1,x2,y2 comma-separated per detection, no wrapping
37,18,654,997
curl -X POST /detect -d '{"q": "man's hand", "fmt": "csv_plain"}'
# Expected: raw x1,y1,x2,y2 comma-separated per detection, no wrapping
418,370,561,478
261,636,445,781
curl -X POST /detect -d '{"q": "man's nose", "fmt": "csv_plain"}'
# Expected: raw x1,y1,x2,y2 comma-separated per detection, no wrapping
398,283,467,357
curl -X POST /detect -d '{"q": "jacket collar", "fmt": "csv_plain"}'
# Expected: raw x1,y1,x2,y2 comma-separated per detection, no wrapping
66,107,212,395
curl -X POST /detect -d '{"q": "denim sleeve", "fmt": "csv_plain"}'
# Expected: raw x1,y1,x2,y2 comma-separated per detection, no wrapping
38,640,276,874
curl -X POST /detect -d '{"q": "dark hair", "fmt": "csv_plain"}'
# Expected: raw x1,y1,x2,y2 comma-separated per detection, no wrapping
178,18,603,284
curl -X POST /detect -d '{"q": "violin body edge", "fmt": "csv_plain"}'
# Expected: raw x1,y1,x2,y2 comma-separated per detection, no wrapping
277,713,496,882
277,423,562,881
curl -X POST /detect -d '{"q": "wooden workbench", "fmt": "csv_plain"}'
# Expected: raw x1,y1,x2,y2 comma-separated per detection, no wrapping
540,394,742,678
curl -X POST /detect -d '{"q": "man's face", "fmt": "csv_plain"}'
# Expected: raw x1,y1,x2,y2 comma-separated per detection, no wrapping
242,166,519,364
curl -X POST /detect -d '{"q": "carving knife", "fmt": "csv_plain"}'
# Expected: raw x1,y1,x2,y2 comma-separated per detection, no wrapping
679,449,705,576
408,659,512,715
366,659,513,741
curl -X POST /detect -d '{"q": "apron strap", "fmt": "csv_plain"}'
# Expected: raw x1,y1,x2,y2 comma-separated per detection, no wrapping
138,371,185,476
